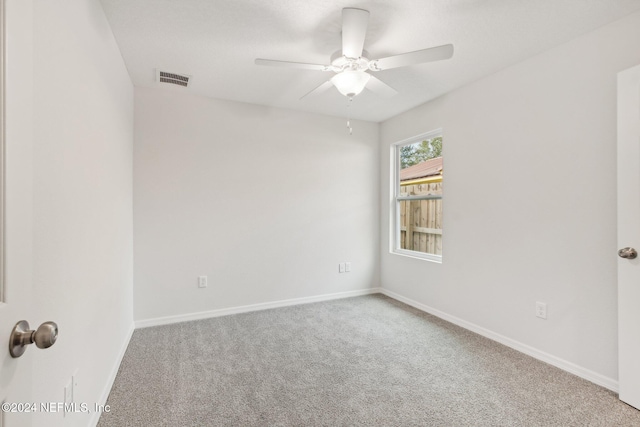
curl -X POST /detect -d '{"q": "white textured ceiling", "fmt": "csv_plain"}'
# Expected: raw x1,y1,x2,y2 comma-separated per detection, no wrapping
100,0,640,122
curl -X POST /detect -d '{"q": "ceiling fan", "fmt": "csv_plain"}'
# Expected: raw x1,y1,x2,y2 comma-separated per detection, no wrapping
255,7,454,100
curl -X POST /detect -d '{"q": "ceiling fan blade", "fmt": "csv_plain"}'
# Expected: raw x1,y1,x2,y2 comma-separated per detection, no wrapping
255,58,331,72
366,75,397,98
300,80,334,100
372,44,454,70
342,8,370,58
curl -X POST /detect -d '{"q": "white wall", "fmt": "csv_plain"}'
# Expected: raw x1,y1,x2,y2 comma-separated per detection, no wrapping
380,11,640,386
134,88,379,322
31,0,134,425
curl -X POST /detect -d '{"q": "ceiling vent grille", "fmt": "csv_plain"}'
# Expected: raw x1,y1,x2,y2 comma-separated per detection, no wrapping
156,70,191,87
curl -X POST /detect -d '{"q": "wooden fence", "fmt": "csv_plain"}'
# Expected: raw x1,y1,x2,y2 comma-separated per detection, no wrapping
400,181,442,255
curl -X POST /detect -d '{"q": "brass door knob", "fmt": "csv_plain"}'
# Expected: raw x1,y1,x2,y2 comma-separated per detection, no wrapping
9,320,58,358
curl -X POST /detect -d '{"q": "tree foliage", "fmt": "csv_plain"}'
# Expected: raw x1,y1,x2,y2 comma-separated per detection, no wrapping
400,137,442,169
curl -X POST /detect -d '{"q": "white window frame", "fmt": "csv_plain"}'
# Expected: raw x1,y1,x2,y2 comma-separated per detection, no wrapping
390,129,443,263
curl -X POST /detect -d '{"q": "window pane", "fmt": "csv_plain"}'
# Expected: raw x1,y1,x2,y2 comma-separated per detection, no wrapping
398,187,442,255
396,135,442,257
399,138,442,171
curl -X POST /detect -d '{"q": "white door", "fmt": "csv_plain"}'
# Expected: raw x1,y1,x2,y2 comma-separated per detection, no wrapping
0,1,36,425
617,64,640,409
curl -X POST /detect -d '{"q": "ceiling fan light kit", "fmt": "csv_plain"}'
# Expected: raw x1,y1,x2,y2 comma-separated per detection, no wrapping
331,70,371,97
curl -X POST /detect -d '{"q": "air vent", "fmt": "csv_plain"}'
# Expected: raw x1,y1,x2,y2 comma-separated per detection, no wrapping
156,70,191,87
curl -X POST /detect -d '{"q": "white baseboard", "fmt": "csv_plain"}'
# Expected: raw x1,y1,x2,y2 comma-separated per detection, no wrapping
379,288,619,392
135,288,383,329
89,321,135,427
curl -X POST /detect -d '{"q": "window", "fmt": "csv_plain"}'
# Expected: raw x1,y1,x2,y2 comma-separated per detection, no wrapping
391,130,443,262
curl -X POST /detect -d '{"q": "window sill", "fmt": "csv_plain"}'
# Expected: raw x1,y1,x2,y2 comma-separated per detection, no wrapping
391,249,442,264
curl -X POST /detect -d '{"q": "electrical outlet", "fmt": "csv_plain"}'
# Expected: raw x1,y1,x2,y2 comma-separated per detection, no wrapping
536,302,547,319
338,263,345,273
345,262,351,272
198,276,207,288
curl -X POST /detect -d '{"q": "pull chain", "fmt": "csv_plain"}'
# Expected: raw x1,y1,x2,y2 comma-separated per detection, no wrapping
346,96,353,135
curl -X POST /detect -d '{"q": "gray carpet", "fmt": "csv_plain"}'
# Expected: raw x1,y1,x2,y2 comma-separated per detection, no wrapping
98,294,640,426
